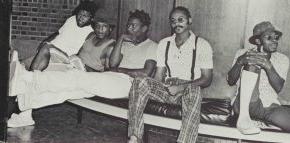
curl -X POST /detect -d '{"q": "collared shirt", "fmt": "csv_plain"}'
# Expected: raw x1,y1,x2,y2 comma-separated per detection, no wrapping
157,31,213,80
119,39,158,69
232,48,289,107
50,16,93,56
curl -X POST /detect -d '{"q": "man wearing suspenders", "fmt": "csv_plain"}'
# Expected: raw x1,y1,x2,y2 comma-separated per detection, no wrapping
128,7,213,143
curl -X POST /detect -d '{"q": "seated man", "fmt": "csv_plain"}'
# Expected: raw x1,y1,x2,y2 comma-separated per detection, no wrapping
28,1,97,71
8,10,157,128
76,9,116,72
110,9,157,77
127,7,213,143
227,21,290,134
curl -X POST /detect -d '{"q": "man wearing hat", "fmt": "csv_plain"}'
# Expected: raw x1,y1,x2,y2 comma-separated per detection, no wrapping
227,21,290,134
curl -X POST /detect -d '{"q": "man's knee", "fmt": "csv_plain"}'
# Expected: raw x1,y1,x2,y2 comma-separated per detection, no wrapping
265,106,290,131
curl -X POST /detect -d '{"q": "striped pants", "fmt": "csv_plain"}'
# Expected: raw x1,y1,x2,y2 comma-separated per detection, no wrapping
128,77,202,143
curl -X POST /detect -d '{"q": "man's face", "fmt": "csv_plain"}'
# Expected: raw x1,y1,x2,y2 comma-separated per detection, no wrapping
76,10,92,27
169,10,191,34
126,18,146,39
260,31,280,53
93,22,111,39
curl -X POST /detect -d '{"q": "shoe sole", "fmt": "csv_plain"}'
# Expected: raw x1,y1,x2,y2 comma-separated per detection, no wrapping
237,126,261,135
8,121,35,128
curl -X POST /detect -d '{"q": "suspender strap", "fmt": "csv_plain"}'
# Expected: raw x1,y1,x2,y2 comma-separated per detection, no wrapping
165,41,171,77
191,36,198,79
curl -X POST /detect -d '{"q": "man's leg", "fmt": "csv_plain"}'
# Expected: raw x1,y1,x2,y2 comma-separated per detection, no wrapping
11,56,132,98
29,43,52,71
128,77,172,143
236,70,261,134
177,84,201,143
10,51,132,106
254,103,290,132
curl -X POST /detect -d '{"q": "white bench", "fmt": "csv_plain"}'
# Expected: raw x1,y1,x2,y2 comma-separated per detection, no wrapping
68,98,290,143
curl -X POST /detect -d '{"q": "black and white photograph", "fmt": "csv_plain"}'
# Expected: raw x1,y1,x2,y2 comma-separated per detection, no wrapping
1,0,290,142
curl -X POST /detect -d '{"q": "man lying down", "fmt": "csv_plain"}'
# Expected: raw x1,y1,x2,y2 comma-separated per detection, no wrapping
8,9,157,128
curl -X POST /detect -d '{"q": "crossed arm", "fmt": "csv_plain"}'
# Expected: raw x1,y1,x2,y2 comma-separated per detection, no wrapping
227,51,285,93
109,35,156,77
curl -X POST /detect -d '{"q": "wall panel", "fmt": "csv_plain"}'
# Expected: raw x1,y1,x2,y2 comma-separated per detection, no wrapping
176,0,249,98
119,0,174,42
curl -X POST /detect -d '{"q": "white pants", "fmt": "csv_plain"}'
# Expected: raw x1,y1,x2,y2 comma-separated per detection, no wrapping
17,70,132,111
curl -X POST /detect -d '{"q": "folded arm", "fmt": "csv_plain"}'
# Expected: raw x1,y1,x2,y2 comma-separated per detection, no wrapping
113,59,156,78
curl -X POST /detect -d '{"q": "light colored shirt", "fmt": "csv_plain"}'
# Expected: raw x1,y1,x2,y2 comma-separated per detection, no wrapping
157,31,213,80
50,16,93,56
232,48,289,107
119,39,157,69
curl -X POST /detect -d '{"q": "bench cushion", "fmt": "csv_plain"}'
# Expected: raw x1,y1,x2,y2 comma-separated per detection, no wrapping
88,96,232,126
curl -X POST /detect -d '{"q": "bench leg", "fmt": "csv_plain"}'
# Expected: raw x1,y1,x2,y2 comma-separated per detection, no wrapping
144,126,149,143
237,139,242,143
77,107,83,124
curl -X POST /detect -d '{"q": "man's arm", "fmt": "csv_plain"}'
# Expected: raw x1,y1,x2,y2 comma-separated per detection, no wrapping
227,59,244,86
154,67,167,82
109,35,125,68
160,69,213,95
114,59,156,78
172,69,213,88
227,51,251,86
228,50,286,93
252,55,285,93
264,65,285,93
104,45,115,70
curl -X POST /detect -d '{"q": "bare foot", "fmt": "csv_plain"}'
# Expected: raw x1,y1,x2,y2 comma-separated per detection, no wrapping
237,117,261,135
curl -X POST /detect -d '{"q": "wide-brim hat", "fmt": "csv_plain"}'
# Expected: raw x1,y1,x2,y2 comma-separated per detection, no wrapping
249,21,282,45
92,9,116,28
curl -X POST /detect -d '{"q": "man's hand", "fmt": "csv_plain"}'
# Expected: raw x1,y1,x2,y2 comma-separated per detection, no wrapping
165,77,179,85
167,85,185,95
237,50,272,70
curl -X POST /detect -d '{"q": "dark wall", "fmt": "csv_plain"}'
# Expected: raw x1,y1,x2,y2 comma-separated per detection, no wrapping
0,0,11,141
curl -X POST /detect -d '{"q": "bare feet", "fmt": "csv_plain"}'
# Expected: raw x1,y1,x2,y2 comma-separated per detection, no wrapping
237,117,261,135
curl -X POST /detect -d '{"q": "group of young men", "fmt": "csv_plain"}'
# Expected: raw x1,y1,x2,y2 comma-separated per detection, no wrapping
7,1,290,143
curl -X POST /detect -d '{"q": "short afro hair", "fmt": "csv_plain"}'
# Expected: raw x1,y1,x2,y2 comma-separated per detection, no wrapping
72,1,98,16
169,6,191,19
128,9,151,27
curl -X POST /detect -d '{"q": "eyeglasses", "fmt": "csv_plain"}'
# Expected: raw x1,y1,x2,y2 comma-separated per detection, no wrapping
170,17,187,24
127,23,140,29
262,34,280,41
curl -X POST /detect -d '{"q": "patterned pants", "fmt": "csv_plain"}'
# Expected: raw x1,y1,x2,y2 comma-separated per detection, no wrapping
128,77,202,143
